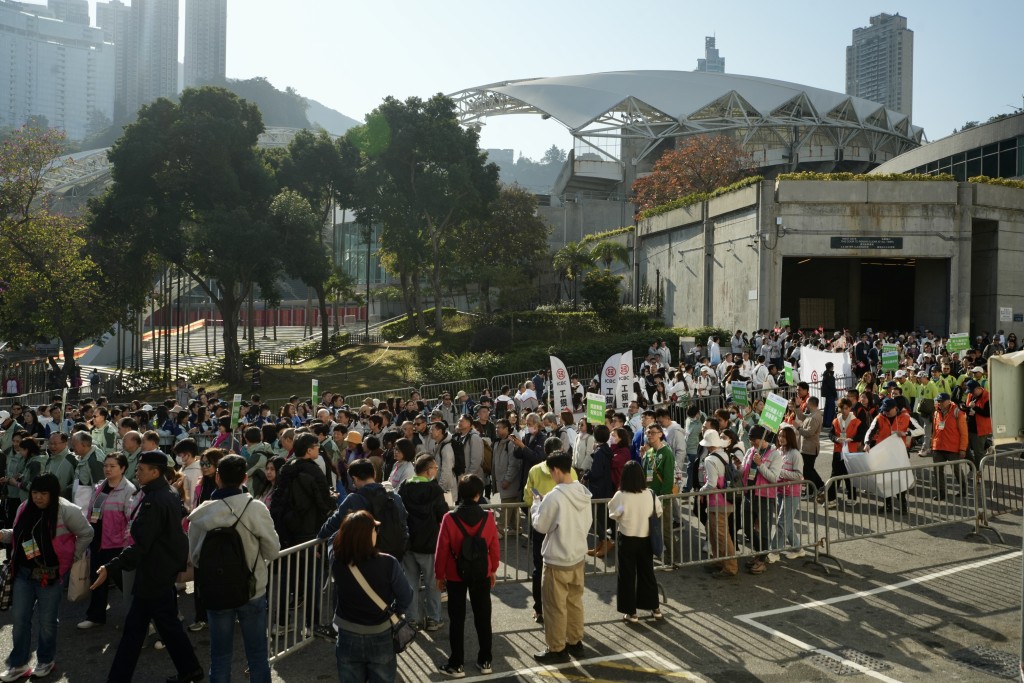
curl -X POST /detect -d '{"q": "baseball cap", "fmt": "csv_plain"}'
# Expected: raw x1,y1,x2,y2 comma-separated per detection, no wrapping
970,366,984,374
880,398,897,412
885,381,898,389
894,370,906,378
965,380,980,391
916,371,928,378
0,410,10,421
936,392,951,402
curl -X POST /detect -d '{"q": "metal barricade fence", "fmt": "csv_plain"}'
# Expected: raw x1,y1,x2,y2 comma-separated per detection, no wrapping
266,537,333,662
816,460,995,572
419,378,490,402
659,481,823,571
344,387,418,408
481,500,532,583
977,449,1024,537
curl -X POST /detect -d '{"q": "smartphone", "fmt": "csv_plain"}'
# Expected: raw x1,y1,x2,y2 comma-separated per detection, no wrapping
531,488,541,498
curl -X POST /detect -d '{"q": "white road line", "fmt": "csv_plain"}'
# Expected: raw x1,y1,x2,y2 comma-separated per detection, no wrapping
740,550,1020,620
456,650,677,683
735,550,1022,683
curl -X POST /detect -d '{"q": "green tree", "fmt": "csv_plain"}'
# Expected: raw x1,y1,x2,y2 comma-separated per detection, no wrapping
590,239,629,271
451,185,551,313
542,145,567,165
267,129,358,353
580,270,623,322
0,127,131,384
349,95,500,333
90,87,309,382
552,241,595,306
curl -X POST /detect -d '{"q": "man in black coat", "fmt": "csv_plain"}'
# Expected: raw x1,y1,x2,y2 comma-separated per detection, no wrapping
93,452,203,683
397,453,449,630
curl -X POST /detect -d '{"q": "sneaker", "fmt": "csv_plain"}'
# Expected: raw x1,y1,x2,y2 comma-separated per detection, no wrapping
784,549,808,560
0,664,31,682
187,621,207,632
749,561,767,575
440,591,448,603
651,609,664,620
77,620,103,630
313,624,336,640
439,664,465,678
31,662,55,678
425,618,443,632
477,661,492,674
532,649,569,664
767,552,780,564
566,640,584,656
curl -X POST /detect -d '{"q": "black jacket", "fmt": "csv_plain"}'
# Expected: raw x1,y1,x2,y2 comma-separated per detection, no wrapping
105,476,189,599
397,478,448,554
272,457,334,547
512,431,546,491
587,443,615,499
821,371,838,400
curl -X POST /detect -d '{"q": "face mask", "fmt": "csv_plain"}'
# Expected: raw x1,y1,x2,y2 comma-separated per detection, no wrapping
609,435,618,445
175,455,184,467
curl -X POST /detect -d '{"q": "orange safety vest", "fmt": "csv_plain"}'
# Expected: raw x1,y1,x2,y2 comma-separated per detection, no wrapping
871,411,911,448
832,415,862,453
966,390,992,436
931,406,968,453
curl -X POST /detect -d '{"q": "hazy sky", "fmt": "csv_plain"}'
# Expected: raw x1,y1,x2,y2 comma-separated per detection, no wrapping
62,1,1024,159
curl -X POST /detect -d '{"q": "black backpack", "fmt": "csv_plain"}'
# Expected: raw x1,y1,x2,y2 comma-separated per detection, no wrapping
197,498,259,611
360,488,406,560
450,513,489,583
449,435,467,477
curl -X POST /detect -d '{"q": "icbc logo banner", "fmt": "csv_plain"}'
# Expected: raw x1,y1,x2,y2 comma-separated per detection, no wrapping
556,368,566,381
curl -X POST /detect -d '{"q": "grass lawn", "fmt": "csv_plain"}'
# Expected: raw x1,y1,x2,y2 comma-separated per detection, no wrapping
142,344,421,405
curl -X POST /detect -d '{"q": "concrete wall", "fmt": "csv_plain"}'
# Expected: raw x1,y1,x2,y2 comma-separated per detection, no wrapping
538,197,633,251
636,179,1024,338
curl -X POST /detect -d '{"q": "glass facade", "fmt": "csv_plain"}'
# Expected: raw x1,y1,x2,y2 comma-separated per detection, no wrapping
907,136,1023,181
332,220,388,287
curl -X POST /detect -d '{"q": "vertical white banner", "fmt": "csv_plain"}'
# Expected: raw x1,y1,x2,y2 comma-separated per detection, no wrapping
601,353,620,407
616,350,633,410
549,355,572,414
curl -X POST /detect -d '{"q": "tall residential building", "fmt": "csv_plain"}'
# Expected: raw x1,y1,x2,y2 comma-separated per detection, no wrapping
0,1,115,139
96,0,133,122
128,0,178,117
696,36,725,73
47,0,88,24
184,0,227,88
845,13,913,119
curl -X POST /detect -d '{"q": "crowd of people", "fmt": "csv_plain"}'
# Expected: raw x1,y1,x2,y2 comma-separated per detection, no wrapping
0,324,1006,681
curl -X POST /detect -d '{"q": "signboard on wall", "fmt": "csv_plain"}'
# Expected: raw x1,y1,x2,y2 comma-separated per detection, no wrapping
830,236,904,250
999,307,1013,322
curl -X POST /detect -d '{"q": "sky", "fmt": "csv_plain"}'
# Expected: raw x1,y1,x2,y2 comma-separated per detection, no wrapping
61,0,1024,160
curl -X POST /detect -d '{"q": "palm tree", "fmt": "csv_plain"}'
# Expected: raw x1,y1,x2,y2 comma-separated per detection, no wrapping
590,240,629,272
552,241,595,306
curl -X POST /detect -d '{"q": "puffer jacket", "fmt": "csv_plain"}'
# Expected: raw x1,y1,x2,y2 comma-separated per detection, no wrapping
88,478,137,549
3,498,94,578
397,477,449,554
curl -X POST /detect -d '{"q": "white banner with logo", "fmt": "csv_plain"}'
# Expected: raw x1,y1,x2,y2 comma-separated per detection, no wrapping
601,353,620,407
616,350,633,410
549,355,573,414
798,346,853,396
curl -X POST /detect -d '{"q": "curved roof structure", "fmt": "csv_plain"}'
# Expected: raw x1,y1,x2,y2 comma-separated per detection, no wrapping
452,70,923,168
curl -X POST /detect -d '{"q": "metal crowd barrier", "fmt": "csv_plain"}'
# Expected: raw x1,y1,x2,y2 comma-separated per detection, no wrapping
344,387,418,408
419,378,490,403
266,537,333,662
815,460,997,572
977,449,1024,542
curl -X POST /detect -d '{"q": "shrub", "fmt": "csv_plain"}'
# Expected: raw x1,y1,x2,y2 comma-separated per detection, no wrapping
285,331,350,364
778,171,956,182
638,176,763,220
580,271,622,322
969,175,1024,190
469,325,513,353
425,351,506,384
580,226,633,245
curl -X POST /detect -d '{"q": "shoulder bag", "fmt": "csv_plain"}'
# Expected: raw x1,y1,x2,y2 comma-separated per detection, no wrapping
349,563,417,653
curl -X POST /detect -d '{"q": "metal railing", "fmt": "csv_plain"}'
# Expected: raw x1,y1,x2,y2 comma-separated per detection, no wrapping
266,537,333,662
977,449,1024,541
419,378,491,402
344,387,419,408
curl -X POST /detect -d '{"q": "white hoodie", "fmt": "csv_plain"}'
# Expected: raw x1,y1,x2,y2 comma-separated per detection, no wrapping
531,480,593,567
188,493,281,600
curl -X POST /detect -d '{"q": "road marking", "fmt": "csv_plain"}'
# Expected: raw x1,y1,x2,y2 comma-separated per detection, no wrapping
591,661,701,679
736,550,1022,683
456,650,695,683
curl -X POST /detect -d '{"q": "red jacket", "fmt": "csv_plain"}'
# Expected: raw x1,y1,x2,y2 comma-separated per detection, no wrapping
610,444,631,489
434,506,500,583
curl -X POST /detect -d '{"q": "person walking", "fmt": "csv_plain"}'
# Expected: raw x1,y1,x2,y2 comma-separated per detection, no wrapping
434,475,500,678
329,510,412,683
931,393,968,499
0,474,93,681
609,461,662,623
91,452,204,683
78,454,136,630
187,454,281,683
792,396,825,503
699,430,737,578
530,450,593,663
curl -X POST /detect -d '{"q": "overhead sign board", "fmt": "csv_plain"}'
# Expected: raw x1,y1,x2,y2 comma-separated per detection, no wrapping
830,237,903,250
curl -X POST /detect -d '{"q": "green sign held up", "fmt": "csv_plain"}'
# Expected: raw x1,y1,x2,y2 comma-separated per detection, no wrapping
731,382,748,406
777,317,790,328
759,392,789,433
312,378,319,405
881,352,899,372
947,333,970,353
586,393,606,424
783,362,794,385
230,393,243,430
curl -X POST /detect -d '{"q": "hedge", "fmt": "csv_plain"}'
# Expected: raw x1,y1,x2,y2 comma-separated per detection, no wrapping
380,307,459,342
969,175,1024,190
777,171,956,182
638,176,764,220
580,226,633,245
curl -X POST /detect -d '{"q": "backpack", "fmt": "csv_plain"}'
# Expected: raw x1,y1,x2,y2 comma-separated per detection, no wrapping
197,498,259,611
449,513,489,583
556,427,574,460
360,488,406,560
450,435,467,477
711,453,743,490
